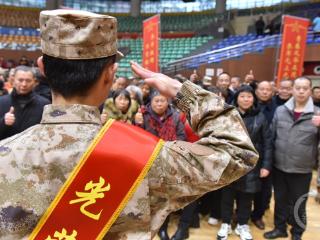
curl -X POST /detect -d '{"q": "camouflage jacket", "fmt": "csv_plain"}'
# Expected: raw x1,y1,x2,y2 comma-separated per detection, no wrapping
0,81,258,240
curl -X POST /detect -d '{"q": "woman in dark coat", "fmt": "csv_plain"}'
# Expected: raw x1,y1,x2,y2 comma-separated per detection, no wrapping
217,85,272,240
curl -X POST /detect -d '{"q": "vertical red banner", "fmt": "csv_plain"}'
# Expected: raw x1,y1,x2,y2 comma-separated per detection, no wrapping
143,14,160,72
276,15,309,86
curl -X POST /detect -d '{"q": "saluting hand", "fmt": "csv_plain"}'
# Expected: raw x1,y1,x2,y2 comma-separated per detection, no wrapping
4,106,15,126
130,61,182,98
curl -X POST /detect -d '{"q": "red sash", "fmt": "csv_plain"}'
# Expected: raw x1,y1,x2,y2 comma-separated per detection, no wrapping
29,119,164,240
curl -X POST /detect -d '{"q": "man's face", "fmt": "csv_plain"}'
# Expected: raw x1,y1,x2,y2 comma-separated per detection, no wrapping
278,80,293,100
113,77,127,91
216,74,230,91
313,88,320,102
230,77,241,90
13,70,35,95
293,79,312,104
256,81,273,102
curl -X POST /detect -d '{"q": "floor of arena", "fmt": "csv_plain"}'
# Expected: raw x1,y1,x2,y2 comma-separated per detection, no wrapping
155,172,319,240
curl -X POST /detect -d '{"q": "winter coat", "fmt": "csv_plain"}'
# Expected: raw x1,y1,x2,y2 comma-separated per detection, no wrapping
0,89,50,140
234,108,273,193
102,98,139,124
272,97,320,174
139,104,186,141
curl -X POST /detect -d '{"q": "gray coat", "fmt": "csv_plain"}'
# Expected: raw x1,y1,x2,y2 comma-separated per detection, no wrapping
272,97,320,174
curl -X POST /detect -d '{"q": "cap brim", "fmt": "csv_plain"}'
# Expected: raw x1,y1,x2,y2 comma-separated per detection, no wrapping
116,51,124,62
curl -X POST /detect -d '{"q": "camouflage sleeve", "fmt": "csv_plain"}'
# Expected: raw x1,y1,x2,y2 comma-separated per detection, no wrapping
148,81,258,213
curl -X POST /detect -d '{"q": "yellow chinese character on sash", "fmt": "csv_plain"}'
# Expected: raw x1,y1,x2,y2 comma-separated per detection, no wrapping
46,228,77,240
287,43,293,50
150,57,154,64
145,51,150,57
145,43,149,50
150,41,154,47
294,42,301,50
150,50,154,56
145,59,149,65
69,177,110,220
151,33,155,39
293,57,300,64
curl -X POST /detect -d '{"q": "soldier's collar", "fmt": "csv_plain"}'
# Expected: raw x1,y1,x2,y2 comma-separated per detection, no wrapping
41,104,102,125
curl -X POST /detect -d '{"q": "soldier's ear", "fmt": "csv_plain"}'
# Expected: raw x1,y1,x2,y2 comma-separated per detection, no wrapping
37,56,46,77
103,63,118,85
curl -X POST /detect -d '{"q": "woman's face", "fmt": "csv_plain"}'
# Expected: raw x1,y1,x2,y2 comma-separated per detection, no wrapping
115,94,130,113
140,84,150,98
237,92,254,111
151,95,168,116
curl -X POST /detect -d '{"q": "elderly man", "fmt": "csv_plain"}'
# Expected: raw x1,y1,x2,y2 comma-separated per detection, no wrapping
264,77,320,240
0,9,257,240
0,65,49,140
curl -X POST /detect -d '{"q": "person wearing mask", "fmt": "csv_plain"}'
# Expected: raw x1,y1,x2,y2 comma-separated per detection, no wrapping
0,65,49,140
101,89,138,124
273,79,293,107
217,86,272,240
264,77,320,240
216,72,234,104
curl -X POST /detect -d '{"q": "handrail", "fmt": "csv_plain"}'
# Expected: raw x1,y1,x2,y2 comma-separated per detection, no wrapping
163,31,317,74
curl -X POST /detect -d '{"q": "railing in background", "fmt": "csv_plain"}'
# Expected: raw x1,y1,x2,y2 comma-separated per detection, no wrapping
162,32,319,74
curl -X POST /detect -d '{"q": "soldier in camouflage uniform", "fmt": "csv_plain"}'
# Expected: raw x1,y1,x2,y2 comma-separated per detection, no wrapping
0,9,258,240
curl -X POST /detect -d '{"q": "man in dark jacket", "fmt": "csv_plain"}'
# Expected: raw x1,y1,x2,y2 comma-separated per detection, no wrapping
0,65,50,140
251,80,276,229
273,79,293,107
216,72,234,104
264,77,320,240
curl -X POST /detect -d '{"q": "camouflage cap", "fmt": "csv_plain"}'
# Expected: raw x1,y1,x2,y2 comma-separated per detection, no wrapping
40,9,123,60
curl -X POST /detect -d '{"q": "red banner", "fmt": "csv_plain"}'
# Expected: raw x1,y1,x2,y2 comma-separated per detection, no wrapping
143,14,160,72
29,120,164,240
276,15,309,86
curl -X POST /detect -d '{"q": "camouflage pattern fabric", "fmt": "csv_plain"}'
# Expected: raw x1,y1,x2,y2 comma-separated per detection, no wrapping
0,81,258,239
40,9,122,60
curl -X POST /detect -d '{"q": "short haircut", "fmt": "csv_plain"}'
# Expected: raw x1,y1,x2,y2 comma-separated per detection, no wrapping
218,72,231,78
293,76,312,87
279,79,293,86
14,65,34,77
113,89,131,108
43,54,116,98
312,86,320,92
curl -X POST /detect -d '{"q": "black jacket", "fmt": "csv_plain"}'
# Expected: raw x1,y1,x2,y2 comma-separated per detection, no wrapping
0,89,50,140
234,108,273,193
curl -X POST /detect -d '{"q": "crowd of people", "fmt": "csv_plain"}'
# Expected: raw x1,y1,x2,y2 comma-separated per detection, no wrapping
0,60,319,240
